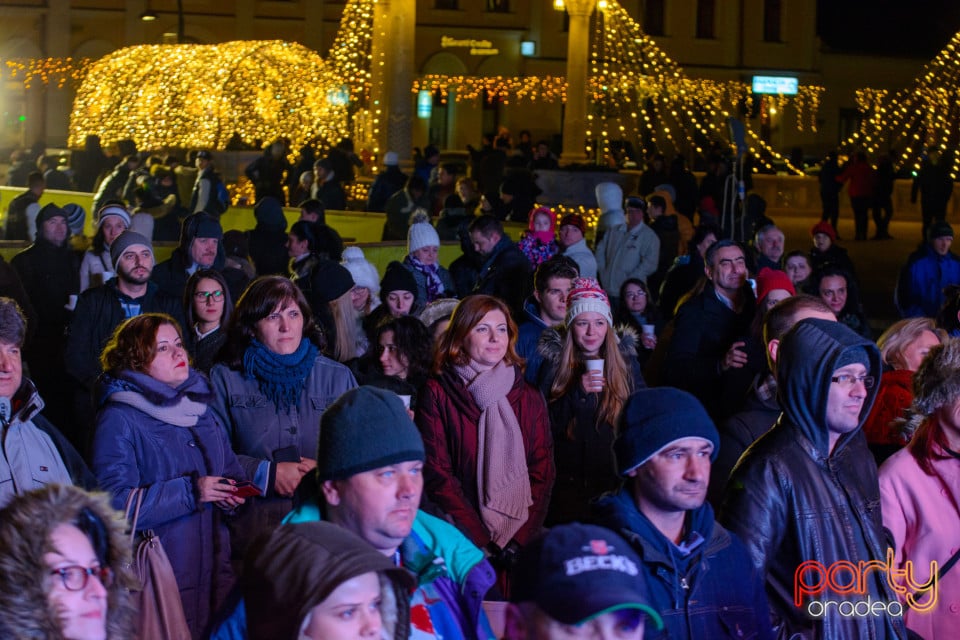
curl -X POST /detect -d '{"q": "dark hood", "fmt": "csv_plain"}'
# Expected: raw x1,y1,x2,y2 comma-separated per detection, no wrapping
241,521,413,640
776,318,881,457
173,212,225,270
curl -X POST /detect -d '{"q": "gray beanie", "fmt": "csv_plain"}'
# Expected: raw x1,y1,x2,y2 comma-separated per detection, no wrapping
614,388,720,476
835,346,870,370
110,230,154,271
316,387,425,481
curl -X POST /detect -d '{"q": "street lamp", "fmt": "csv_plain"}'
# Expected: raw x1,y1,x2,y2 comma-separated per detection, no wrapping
140,1,185,43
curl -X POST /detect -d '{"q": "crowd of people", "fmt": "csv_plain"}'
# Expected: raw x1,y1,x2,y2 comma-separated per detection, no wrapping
0,140,957,640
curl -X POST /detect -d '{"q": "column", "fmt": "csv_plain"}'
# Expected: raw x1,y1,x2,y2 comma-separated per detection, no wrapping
560,0,594,165
369,0,415,163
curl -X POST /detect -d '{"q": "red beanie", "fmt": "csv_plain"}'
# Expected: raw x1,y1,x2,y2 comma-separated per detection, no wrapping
755,267,796,305
810,221,836,241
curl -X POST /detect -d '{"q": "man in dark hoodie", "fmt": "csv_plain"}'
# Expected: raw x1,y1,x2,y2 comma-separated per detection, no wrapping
151,212,228,299
721,318,908,640
248,196,289,276
593,387,773,640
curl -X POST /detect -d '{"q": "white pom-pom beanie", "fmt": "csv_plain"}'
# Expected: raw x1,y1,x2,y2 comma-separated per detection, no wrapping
341,246,381,299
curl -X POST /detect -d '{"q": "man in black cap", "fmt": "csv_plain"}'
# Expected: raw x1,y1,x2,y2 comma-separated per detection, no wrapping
721,319,908,640
10,203,80,430
592,387,772,640
211,386,498,640
190,149,228,215
895,220,960,318
504,522,663,640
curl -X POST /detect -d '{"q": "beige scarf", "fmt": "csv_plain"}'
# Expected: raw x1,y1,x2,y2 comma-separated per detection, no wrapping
454,360,533,547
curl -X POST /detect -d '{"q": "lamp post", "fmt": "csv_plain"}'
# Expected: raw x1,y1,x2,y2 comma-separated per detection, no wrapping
557,0,595,165
140,0,185,43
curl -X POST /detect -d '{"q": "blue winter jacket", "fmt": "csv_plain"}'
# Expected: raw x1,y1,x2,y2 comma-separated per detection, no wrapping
895,245,960,318
91,368,247,637
516,298,550,384
593,488,773,640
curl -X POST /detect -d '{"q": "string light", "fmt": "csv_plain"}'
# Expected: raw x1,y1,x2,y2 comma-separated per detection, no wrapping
412,75,568,103
68,41,350,151
1,58,90,89
842,32,960,178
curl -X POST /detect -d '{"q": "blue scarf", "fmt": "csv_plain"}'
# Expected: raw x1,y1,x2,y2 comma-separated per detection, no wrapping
242,338,318,410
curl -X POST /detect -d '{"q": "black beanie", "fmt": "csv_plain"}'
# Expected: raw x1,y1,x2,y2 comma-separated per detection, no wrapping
379,261,417,302
614,388,720,477
835,345,870,370
307,259,355,304
36,203,67,233
316,386,425,481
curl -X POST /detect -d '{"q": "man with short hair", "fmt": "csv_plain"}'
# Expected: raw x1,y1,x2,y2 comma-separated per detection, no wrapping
151,212,227,299
663,239,757,418
754,223,785,271
298,198,326,224
708,295,836,507
190,149,227,215
383,175,429,241
312,157,347,210
593,387,772,640
557,214,597,279
504,522,664,640
595,195,660,308
517,257,578,383
66,230,184,397
4,171,44,240
366,151,407,213
721,319,908,640
208,386,497,640
469,214,532,317
0,298,94,507
895,220,960,318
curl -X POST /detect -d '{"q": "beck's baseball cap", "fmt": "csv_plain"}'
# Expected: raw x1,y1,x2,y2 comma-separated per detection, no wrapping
510,523,664,630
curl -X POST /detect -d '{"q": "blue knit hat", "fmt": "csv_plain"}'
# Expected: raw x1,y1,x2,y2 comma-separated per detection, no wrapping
614,388,720,476
316,387,425,481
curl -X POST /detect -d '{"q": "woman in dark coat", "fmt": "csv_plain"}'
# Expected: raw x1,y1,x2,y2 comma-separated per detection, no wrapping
92,314,248,638
183,268,232,373
415,294,554,576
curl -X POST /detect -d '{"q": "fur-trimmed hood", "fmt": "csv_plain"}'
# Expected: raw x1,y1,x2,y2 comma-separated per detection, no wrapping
536,323,639,365
0,484,136,639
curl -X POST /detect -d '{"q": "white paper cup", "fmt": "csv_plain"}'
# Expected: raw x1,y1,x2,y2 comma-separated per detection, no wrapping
642,324,655,337
398,395,412,410
585,359,604,373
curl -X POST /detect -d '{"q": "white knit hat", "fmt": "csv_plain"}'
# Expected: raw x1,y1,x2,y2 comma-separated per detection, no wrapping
408,221,440,255
566,277,613,327
341,246,381,298
595,182,623,213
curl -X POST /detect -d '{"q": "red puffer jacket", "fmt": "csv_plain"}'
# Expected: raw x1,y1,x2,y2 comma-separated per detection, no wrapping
415,366,555,549
862,368,913,447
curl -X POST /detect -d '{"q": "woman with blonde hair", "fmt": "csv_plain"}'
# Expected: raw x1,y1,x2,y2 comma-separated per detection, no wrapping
537,277,644,523
879,338,960,640
863,317,944,463
415,294,554,577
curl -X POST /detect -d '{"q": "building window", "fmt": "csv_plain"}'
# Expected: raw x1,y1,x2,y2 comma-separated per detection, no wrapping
435,0,458,8
644,0,665,36
487,0,509,13
697,0,716,40
696,0,715,39
763,0,782,42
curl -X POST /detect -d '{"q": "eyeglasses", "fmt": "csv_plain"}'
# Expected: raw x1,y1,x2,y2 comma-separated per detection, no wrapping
49,566,115,591
830,374,875,389
193,290,224,302
625,290,647,299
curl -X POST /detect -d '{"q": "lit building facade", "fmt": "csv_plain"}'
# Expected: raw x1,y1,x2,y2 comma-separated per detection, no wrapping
0,0,933,159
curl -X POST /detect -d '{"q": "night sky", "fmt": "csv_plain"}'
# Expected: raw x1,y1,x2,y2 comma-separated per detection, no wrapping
817,0,960,57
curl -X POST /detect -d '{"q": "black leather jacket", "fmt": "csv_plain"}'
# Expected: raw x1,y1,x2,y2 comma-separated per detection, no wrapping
720,318,907,640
